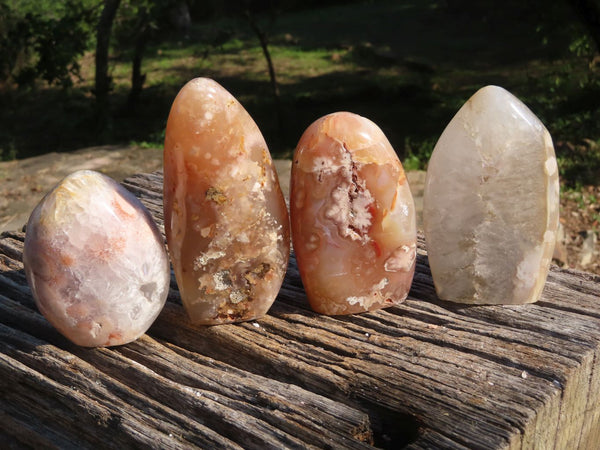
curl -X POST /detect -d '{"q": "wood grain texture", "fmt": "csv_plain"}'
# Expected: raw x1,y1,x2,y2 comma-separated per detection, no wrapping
0,170,599,449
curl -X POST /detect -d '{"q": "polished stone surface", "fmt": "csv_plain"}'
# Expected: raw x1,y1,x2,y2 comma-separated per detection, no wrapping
163,78,289,324
291,112,416,315
423,85,559,304
23,170,170,346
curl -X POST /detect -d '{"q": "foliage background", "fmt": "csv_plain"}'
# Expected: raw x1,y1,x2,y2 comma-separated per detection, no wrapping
1,0,600,188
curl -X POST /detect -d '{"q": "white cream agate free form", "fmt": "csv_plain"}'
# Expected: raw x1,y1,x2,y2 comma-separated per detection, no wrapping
423,85,559,304
23,170,170,346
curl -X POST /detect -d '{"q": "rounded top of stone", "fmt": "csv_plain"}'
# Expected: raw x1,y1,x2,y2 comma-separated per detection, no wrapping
187,77,223,92
171,77,237,114
54,169,120,194
295,111,400,169
476,85,507,95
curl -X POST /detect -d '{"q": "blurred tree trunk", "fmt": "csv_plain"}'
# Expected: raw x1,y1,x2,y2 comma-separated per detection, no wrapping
95,0,121,129
246,12,280,102
126,2,191,110
127,32,149,109
244,9,284,140
127,8,151,110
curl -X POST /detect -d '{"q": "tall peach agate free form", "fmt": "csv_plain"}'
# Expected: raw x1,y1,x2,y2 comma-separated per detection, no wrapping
23,170,170,347
423,85,559,304
163,78,289,324
290,112,417,315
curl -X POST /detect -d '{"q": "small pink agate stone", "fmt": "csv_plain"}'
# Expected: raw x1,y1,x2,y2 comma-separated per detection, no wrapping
23,170,170,347
163,78,289,324
290,112,417,315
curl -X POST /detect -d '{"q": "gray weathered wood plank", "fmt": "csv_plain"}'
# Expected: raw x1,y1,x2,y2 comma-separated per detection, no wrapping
0,170,599,449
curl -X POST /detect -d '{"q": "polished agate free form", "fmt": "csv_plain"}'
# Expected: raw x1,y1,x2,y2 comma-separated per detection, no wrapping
423,85,559,304
163,78,289,324
23,170,170,347
291,112,417,315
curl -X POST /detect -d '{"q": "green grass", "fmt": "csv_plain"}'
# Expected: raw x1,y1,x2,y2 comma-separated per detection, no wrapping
1,0,599,187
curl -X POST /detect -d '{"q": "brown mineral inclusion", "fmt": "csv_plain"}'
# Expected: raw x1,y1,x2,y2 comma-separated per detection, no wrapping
163,78,290,324
290,112,417,315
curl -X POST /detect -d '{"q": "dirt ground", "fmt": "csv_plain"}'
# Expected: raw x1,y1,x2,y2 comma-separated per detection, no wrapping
0,145,597,275
0,146,165,233
560,186,600,274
